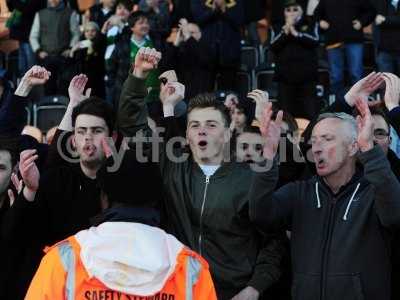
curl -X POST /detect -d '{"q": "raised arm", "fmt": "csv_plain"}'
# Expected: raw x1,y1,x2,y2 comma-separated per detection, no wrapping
249,103,297,233
116,47,161,138
355,98,400,228
383,73,400,136
46,74,91,168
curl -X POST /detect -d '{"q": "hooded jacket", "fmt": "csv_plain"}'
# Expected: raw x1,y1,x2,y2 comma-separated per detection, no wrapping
250,146,400,300
116,74,285,300
25,222,217,300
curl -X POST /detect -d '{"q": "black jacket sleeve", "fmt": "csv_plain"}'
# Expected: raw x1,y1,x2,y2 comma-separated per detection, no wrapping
270,28,290,53
0,87,27,137
387,106,400,136
247,233,287,294
359,146,400,229
249,159,296,233
296,23,320,48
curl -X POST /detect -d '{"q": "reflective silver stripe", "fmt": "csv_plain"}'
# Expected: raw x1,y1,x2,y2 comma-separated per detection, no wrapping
57,241,76,300
186,256,201,300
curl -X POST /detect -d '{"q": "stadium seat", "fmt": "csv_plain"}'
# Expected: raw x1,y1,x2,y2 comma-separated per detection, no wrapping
256,70,278,100
33,95,69,132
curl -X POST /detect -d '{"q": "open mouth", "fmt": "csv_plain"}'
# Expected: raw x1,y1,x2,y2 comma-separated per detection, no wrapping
316,158,326,169
83,144,96,157
198,140,208,150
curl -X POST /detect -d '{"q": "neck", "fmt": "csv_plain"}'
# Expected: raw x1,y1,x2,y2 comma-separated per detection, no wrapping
194,154,223,166
132,34,145,42
80,161,101,179
323,161,356,194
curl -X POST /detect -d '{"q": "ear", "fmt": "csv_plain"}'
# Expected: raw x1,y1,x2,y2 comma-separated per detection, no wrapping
349,140,359,157
71,135,76,149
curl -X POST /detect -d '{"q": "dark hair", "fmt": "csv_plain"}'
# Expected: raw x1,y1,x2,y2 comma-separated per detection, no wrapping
368,106,390,131
0,136,19,167
234,100,254,126
128,10,148,28
242,126,262,135
188,93,231,127
116,0,134,11
71,97,115,134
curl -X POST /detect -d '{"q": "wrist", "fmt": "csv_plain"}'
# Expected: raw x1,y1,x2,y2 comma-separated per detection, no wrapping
15,78,33,97
344,94,354,107
23,186,37,202
132,67,148,79
163,104,175,117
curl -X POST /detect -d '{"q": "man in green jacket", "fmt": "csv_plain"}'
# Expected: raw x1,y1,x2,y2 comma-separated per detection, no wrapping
116,47,286,300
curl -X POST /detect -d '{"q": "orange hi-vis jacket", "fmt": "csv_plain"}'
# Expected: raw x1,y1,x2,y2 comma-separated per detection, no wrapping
25,236,217,300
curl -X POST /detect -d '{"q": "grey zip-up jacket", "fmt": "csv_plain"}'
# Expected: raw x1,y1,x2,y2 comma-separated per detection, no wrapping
250,146,400,300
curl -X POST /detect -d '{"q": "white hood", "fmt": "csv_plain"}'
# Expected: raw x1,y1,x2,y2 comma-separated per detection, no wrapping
75,222,184,296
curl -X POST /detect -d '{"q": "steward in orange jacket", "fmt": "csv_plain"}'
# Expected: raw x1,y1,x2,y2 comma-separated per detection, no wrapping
26,222,217,300
26,148,217,300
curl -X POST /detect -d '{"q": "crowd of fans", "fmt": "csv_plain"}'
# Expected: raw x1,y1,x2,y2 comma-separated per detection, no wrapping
0,0,400,299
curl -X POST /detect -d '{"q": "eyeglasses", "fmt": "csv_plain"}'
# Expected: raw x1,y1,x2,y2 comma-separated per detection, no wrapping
285,7,299,12
373,129,390,139
159,77,168,85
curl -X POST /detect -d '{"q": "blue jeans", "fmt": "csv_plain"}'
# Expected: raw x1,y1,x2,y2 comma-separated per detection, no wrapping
18,42,35,76
327,43,364,100
376,51,400,76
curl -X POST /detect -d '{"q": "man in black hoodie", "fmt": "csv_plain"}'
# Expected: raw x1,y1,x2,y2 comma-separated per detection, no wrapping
250,97,400,300
315,0,376,100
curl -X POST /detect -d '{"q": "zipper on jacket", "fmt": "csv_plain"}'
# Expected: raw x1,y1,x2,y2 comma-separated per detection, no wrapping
320,198,336,300
198,176,210,256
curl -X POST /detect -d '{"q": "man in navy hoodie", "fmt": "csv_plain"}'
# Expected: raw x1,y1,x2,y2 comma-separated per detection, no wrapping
250,97,400,300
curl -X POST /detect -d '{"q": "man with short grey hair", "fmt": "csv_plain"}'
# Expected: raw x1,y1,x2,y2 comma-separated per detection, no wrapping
250,99,400,300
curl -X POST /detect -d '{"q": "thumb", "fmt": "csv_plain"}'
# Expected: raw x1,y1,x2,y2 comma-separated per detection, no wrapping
85,88,92,98
8,189,15,206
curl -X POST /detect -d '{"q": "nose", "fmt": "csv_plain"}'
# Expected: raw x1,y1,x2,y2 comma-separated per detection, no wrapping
84,130,93,140
311,143,322,155
198,126,207,136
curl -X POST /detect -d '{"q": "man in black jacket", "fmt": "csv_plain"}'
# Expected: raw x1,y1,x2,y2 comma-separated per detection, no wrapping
1,71,114,299
250,96,400,300
117,47,286,300
315,0,376,100
374,0,400,75
271,0,319,120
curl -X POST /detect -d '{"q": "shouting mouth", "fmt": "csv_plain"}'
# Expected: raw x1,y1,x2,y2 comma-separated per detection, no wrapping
198,140,208,150
83,144,96,157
